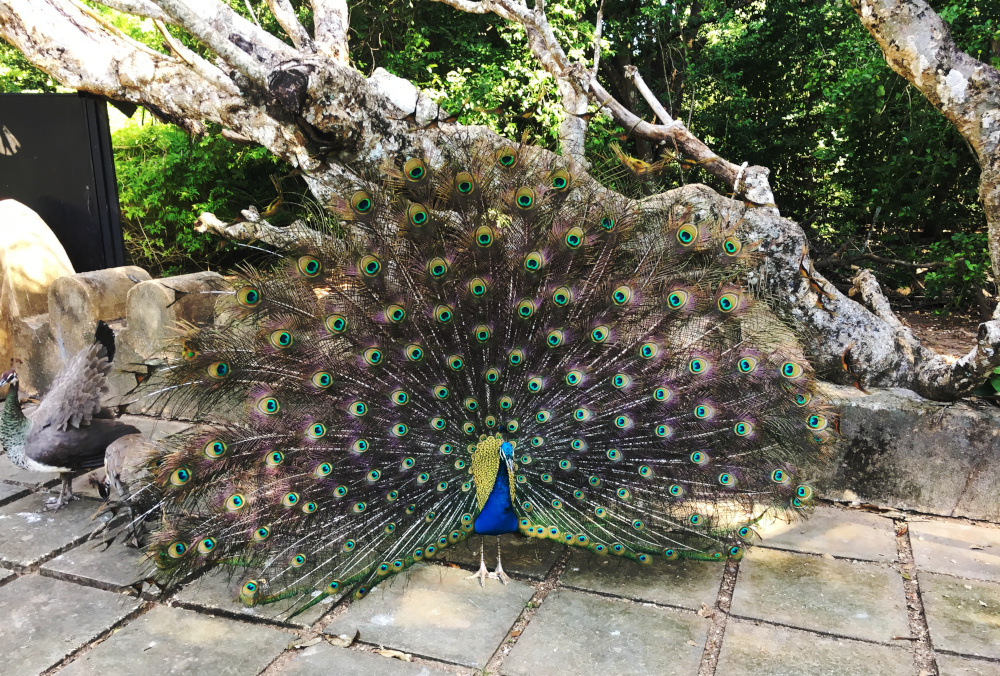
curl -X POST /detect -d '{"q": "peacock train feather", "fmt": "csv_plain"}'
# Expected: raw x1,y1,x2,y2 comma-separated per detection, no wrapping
136,137,833,613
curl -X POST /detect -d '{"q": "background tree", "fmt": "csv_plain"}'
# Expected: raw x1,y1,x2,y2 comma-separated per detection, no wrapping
0,0,998,400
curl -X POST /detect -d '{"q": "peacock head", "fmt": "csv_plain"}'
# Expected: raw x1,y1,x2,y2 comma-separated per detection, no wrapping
500,441,514,469
0,367,17,390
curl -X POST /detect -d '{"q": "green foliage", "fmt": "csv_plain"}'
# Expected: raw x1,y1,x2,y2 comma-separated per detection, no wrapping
0,42,58,92
113,121,300,276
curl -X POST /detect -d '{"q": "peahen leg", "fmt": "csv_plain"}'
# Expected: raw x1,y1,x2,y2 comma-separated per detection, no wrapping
466,537,489,587
488,536,510,585
46,473,77,511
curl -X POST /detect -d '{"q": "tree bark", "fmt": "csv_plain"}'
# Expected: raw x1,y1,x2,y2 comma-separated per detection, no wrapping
848,0,1000,318
2,0,998,400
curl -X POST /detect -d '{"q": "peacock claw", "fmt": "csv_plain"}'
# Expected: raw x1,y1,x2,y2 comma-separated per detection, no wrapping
488,563,510,585
45,493,78,511
467,560,490,587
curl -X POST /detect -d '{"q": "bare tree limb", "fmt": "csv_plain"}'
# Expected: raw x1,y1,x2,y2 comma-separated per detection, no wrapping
265,0,313,52
311,0,349,64
625,64,677,127
432,0,777,208
849,0,1000,318
852,269,907,331
591,0,604,76
93,0,172,23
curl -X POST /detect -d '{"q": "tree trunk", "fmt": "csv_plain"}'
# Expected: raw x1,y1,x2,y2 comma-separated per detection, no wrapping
2,0,999,400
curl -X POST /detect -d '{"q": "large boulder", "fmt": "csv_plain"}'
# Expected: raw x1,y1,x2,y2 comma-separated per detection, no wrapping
0,200,74,395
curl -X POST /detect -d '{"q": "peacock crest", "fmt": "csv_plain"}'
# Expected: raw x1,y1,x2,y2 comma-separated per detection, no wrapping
139,137,833,613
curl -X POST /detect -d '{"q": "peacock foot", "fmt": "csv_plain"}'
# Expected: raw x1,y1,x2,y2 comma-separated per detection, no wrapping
45,493,78,511
488,562,511,585
466,559,490,587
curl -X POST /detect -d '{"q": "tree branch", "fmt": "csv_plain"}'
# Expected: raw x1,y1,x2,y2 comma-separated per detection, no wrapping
311,0,349,64
849,0,1000,318
266,0,313,52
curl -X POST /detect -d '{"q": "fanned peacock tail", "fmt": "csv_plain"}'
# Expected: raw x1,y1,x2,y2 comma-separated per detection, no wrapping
138,137,834,613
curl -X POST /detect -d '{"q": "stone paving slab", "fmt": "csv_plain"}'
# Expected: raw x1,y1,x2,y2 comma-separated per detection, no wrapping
278,643,463,676
561,549,723,610
0,481,29,505
42,539,152,590
57,604,288,676
936,655,1000,675
0,566,14,585
0,453,58,485
911,520,1000,583
174,567,334,627
433,533,562,579
0,492,111,567
502,587,708,676
920,572,1000,660
715,619,913,676
325,563,534,668
730,547,909,642
757,506,897,562
0,574,139,676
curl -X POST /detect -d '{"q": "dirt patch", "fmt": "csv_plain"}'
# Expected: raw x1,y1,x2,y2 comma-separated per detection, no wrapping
896,310,981,360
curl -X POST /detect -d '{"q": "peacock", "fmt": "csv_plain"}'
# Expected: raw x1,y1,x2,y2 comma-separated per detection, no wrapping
136,137,833,614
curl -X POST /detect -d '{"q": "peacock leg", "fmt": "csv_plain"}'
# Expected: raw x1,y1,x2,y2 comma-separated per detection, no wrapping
466,537,489,587
45,473,77,511
488,536,510,585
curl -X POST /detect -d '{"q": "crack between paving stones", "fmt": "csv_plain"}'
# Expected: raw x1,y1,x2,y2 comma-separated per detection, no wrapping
696,557,738,676
723,613,917,648
896,518,940,676
932,648,1000,664
40,600,154,675
557,582,703,614
481,546,573,675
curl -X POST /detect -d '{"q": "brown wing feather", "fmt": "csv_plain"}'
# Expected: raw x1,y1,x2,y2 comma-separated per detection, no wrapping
31,343,112,432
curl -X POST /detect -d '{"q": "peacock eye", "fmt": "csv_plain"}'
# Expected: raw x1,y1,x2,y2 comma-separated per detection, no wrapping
612,285,632,305
325,314,347,334
363,348,383,366
403,157,427,181
428,257,449,278
508,349,524,365
253,527,270,541
676,223,699,245
203,440,227,458
549,168,570,190
546,330,565,348
552,286,573,306
314,462,333,477
474,324,492,342
515,187,535,209
197,537,217,554
475,225,495,247
434,304,454,323
360,255,381,276
236,286,261,307
738,357,759,373
256,396,280,415
207,361,230,380
226,493,246,511
168,541,188,558
523,252,544,272
169,467,191,486
310,371,333,389
781,361,805,379
723,237,742,255
667,290,689,309
468,277,488,296
496,146,519,167
405,344,424,361
350,190,373,213
268,330,294,349
282,492,300,507
600,214,616,231
564,227,584,249
296,255,322,277
407,203,429,226
455,171,476,194
266,451,284,466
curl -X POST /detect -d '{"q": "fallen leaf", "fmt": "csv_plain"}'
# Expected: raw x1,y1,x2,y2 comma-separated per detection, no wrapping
326,630,360,648
375,649,412,661
969,544,984,550
510,629,522,638
288,637,322,650
697,603,715,618
686,640,698,647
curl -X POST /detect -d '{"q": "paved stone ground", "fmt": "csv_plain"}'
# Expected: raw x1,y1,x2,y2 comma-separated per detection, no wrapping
1,455,998,676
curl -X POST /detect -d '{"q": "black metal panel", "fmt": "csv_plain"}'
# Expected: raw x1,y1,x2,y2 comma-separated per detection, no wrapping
0,92,124,272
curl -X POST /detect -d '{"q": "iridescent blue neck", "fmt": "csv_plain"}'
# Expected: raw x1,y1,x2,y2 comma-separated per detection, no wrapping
473,461,518,535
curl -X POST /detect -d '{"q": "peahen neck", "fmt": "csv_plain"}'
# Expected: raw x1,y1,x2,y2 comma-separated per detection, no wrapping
473,459,519,536
0,379,28,461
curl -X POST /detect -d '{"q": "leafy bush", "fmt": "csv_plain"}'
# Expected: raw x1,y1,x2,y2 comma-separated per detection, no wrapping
113,122,303,276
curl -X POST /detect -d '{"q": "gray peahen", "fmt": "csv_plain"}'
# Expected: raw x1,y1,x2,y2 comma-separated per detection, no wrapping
136,138,833,613
0,323,139,509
